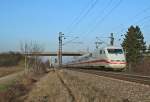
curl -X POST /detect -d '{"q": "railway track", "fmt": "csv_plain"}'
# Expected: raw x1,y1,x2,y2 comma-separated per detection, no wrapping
67,68,150,85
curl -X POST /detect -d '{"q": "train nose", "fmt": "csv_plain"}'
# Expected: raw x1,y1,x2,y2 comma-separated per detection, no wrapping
108,62,126,68
107,63,126,69
106,60,126,69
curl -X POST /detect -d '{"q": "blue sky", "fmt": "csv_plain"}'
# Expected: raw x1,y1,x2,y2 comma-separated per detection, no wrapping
0,0,150,52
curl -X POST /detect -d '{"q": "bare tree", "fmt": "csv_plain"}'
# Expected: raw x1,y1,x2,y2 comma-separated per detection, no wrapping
20,41,45,74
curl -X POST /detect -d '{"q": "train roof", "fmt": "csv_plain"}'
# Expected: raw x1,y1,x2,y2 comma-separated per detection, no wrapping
96,46,122,50
104,46,123,49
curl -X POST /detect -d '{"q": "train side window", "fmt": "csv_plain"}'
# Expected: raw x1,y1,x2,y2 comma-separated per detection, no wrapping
85,56,88,59
100,50,102,54
89,53,92,56
103,51,105,54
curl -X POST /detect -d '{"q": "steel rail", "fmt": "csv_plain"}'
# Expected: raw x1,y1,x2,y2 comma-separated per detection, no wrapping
66,68,150,85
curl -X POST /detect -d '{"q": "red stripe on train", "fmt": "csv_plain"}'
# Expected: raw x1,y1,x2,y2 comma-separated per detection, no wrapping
68,59,126,65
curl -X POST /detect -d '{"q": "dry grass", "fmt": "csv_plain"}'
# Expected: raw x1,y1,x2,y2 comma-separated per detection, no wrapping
59,70,123,102
0,69,24,94
0,77,35,102
0,71,44,102
5,69,149,102
25,70,72,102
134,57,150,75
0,66,23,77
25,69,124,102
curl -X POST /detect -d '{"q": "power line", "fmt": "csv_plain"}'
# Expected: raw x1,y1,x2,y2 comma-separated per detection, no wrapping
71,0,99,30
117,15,150,36
65,0,94,33
115,6,150,35
141,23,150,29
89,0,113,24
80,0,113,36
132,6,150,20
134,16,150,28
132,6,150,27
87,0,123,35
66,0,99,34
62,37,79,45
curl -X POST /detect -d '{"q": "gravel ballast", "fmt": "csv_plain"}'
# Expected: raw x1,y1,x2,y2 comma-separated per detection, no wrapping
24,69,150,102
62,69,150,102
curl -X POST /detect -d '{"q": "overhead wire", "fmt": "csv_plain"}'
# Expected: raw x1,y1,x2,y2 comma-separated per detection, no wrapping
104,4,150,44
117,16,150,36
64,0,93,33
71,0,99,30
80,0,113,36
132,6,150,20
86,0,123,35
65,0,99,34
133,6,150,28
116,5,150,35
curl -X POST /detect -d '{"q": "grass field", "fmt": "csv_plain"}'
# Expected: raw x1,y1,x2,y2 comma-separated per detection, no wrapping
0,66,23,78
0,80,16,92
0,66,24,92
0,84,9,91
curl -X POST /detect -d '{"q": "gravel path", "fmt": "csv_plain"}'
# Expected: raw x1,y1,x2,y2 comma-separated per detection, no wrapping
0,71,24,85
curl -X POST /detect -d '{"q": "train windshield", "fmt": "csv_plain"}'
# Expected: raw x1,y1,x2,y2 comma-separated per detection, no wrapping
107,49,123,54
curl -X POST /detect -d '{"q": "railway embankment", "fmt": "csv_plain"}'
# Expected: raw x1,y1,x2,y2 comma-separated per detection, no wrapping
62,69,150,102
25,69,150,102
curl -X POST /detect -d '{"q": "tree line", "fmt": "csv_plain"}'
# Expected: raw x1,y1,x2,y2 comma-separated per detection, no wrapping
0,42,50,74
0,52,23,67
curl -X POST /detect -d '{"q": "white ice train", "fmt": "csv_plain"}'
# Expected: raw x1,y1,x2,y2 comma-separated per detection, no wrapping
65,46,126,70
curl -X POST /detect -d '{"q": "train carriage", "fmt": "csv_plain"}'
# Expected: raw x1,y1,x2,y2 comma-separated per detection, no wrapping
64,46,126,70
